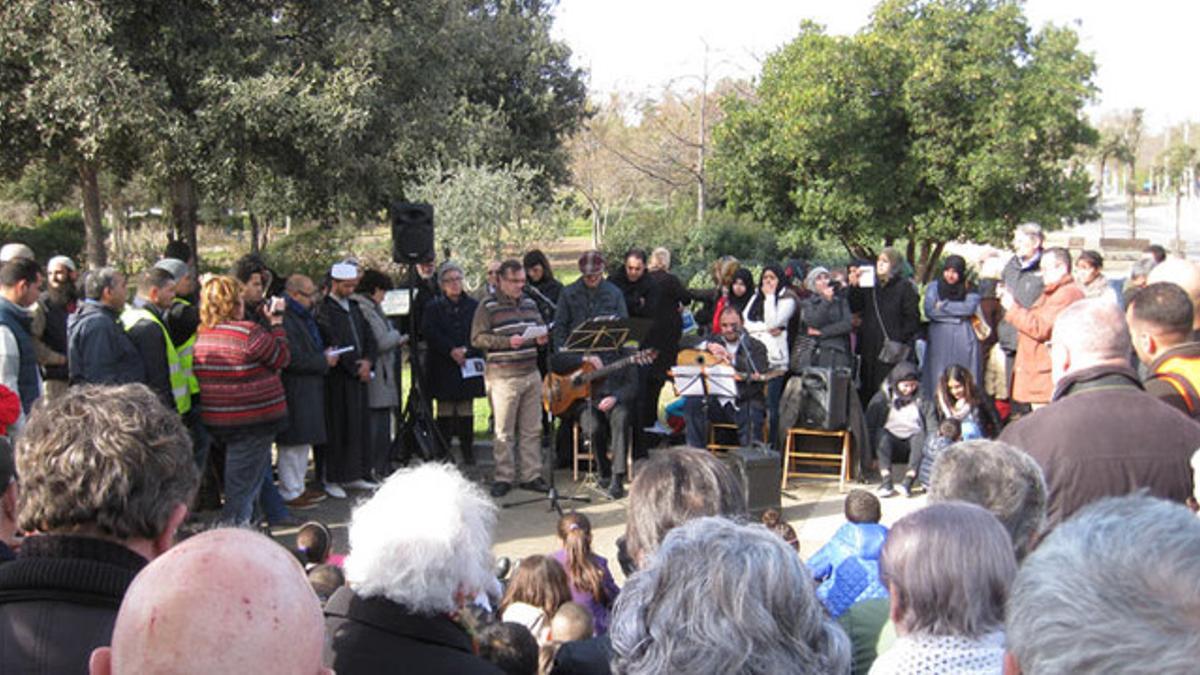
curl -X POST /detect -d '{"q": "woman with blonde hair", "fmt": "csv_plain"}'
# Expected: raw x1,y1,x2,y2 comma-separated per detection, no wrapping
193,275,291,524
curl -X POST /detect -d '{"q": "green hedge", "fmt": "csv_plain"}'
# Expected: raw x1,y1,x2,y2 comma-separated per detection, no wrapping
0,209,86,262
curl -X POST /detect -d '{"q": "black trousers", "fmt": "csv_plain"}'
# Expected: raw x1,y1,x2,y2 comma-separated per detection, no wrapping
580,401,631,479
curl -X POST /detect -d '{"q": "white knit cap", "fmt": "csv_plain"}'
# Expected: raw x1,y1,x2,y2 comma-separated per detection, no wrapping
330,262,359,280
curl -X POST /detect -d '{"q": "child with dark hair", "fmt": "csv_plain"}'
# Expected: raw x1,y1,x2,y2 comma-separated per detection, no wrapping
806,489,890,618
500,555,572,645
761,507,799,552
916,418,961,492
296,521,342,569
477,621,539,675
548,512,619,635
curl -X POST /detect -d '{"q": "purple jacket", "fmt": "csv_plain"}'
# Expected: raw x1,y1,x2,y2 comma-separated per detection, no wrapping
550,548,621,635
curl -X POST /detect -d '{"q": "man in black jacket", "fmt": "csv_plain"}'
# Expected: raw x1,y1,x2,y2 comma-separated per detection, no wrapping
31,254,76,401
551,347,638,499
68,267,146,386
0,384,197,673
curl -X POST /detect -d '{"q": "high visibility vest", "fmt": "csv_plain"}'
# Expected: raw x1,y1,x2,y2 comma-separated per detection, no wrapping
172,298,200,396
121,306,192,415
1152,353,1200,420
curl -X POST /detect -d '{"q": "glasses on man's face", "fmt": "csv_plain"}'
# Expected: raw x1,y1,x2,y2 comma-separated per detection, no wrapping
442,276,463,284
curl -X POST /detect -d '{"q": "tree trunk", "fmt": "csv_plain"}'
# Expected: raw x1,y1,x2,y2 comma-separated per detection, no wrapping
78,162,106,269
170,175,200,265
249,212,260,254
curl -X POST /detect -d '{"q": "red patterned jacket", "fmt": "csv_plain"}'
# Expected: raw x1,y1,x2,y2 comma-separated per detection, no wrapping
194,321,290,432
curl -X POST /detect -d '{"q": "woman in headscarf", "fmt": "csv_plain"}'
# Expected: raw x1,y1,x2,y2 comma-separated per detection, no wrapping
743,264,796,445
850,248,922,407
921,254,982,394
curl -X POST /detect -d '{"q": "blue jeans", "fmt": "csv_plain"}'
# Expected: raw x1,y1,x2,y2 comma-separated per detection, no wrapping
683,396,765,449
257,463,290,524
221,431,274,525
767,377,785,449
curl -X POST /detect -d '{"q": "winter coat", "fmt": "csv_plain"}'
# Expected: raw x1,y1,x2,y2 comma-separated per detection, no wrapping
353,295,403,409
795,293,855,371
527,276,563,325
609,266,660,320
551,279,627,350
423,294,486,401
1000,363,1200,528
921,281,982,393
644,268,690,372
0,535,147,673
807,522,890,618
1005,275,1085,404
998,251,1044,354
67,301,146,386
865,362,939,452
850,277,921,404
323,587,503,675
276,300,329,446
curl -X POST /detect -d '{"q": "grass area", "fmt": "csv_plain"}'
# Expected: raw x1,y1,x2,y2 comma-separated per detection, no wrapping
400,363,495,437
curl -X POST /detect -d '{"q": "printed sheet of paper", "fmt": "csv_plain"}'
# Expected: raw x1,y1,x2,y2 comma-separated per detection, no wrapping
672,364,737,398
460,358,485,379
520,324,549,341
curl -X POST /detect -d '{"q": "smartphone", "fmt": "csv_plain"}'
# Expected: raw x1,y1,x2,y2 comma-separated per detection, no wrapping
268,296,286,316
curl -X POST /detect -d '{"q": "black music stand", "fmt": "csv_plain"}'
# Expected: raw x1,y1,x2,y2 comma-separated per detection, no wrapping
503,317,649,514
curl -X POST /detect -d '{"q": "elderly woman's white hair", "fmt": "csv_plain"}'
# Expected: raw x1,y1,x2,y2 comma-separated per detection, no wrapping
883,501,1016,638
610,516,850,675
343,463,496,614
804,266,830,294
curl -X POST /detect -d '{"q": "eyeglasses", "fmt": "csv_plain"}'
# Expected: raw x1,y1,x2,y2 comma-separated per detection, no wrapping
442,276,464,284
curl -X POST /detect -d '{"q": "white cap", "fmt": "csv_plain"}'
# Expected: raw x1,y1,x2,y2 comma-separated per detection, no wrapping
0,243,34,263
47,255,76,272
330,262,359,281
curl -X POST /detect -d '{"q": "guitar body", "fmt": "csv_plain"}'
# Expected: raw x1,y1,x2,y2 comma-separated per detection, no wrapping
544,362,596,416
677,348,728,367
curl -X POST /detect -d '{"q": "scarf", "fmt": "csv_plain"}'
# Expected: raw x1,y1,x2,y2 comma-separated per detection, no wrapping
937,255,968,302
286,295,323,350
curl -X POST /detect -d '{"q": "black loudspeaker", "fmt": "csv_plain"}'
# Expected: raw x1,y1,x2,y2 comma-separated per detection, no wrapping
390,203,434,264
721,443,782,519
800,367,850,430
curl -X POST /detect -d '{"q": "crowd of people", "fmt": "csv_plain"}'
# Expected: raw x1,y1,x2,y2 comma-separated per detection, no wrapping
0,224,1196,673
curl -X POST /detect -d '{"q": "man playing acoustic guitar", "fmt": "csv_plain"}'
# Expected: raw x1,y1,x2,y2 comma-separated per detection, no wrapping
680,306,770,450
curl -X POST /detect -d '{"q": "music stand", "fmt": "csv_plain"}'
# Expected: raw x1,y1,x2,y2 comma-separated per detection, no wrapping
504,317,650,514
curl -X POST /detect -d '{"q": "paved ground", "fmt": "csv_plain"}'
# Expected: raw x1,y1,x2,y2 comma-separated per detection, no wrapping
261,443,926,584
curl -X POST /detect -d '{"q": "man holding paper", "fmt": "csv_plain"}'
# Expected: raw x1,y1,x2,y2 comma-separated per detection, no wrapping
680,306,769,449
471,259,550,498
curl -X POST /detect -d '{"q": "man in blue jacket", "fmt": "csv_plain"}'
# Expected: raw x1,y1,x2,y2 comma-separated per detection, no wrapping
68,267,146,387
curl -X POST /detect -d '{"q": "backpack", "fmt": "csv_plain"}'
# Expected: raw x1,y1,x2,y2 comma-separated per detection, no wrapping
1151,354,1200,420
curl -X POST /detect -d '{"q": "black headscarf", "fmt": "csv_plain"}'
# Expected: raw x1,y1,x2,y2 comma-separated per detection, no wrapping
746,264,786,322
729,267,755,315
937,255,968,302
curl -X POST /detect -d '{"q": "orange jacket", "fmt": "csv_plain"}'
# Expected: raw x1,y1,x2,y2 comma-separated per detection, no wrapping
1005,277,1085,403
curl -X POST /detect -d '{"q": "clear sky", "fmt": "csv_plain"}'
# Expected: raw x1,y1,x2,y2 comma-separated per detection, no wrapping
551,0,1200,131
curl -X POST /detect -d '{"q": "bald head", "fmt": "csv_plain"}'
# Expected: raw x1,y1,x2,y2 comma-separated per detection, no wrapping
1050,299,1131,385
91,528,329,675
1147,259,1200,330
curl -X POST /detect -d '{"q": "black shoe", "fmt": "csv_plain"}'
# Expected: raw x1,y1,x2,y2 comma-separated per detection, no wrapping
607,476,626,500
490,481,512,498
597,475,611,490
519,477,551,493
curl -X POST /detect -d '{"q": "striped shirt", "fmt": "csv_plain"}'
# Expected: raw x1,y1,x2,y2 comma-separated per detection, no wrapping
194,321,290,429
470,292,543,375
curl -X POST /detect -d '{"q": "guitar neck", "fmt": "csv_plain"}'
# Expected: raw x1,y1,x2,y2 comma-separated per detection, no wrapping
578,354,640,383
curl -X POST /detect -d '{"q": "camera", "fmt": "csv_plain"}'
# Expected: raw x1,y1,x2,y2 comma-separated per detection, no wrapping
268,296,286,316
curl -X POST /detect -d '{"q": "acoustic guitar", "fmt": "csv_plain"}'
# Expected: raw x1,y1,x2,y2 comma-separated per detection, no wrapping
543,349,658,416
674,348,787,382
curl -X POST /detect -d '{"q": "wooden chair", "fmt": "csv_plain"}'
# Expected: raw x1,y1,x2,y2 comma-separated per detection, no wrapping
572,420,633,482
781,426,851,492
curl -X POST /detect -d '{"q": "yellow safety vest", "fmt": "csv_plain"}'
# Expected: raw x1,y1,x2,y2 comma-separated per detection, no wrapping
121,306,192,415
172,298,200,396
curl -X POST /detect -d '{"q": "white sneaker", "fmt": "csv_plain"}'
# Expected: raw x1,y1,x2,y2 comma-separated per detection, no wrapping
343,479,380,491
324,482,348,499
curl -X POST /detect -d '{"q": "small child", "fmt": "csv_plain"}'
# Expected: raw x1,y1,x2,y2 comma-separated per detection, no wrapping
500,555,572,645
761,507,799,552
477,621,539,675
806,490,890,618
296,521,343,569
549,601,594,643
917,418,961,492
550,512,620,635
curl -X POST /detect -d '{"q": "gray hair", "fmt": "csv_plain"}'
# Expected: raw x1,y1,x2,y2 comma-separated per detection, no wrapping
624,446,747,569
1007,494,1200,674
1015,222,1044,242
16,384,197,540
804,266,830,293
1052,298,1131,364
649,247,671,272
437,261,464,284
928,440,1047,560
610,516,850,675
84,266,123,301
344,462,496,615
882,501,1016,638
